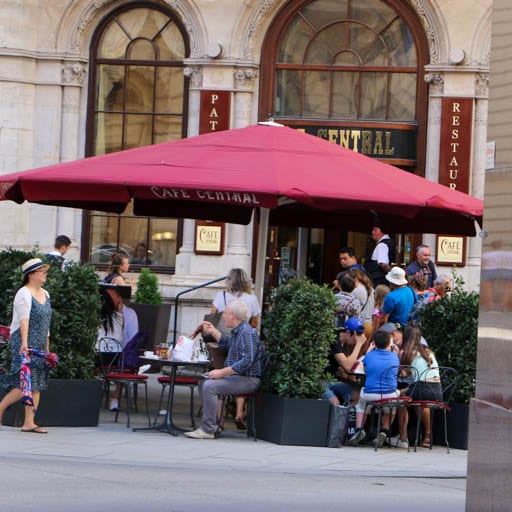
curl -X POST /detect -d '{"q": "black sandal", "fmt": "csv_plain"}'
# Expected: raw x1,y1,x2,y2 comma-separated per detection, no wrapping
234,416,247,430
421,433,431,448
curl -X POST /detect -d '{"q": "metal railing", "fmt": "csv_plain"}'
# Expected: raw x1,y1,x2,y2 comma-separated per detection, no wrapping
171,275,227,346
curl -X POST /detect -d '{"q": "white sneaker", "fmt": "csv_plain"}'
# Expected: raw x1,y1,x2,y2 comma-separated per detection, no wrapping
138,364,151,375
109,399,119,411
184,428,215,439
377,431,387,448
389,434,409,449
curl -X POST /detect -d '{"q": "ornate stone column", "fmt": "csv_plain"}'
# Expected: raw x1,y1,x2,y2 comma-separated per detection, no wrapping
423,72,444,256
57,61,87,252
233,67,258,129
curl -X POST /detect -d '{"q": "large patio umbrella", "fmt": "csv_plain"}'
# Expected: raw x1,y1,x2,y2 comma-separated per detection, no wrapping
0,122,483,236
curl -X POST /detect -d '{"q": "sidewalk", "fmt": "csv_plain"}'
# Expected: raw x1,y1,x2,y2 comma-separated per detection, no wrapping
0,373,467,479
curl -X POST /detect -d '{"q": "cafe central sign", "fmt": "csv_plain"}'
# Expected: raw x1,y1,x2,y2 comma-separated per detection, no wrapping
294,125,417,164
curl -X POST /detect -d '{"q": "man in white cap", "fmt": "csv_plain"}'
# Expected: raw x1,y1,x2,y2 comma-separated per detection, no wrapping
380,267,417,327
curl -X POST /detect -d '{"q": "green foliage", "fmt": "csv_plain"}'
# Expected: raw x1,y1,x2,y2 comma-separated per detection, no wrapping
0,249,101,380
417,273,479,404
262,277,336,399
133,267,162,304
0,248,37,325
45,262,101,379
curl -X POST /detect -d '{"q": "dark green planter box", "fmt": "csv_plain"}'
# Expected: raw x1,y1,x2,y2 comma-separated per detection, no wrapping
255,393,330,446
131,303,172,351
1,379,102,427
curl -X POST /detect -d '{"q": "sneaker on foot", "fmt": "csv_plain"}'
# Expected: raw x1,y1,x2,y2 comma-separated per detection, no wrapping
347,429,366,446
389,434,409,448
184,428,215,439
138,364,151,375
109,399,119,411
377,431,387,448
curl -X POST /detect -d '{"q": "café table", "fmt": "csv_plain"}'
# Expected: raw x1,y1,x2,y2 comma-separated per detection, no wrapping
132,357,210,436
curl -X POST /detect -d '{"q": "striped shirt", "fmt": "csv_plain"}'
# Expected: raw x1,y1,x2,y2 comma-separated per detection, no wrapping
218,321,264,377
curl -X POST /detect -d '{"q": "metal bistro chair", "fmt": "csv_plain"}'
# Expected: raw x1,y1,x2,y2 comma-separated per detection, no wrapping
409,366,459,453
97,337,150,428
364,365,419,451
217,353,270,441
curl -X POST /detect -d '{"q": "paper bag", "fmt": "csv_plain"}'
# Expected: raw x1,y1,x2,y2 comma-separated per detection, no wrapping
172,335,195,362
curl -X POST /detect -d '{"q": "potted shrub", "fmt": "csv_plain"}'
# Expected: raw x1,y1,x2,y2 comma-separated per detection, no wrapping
0,248,103,427
256,277,336,446
417,272,479,449
131,267,172,351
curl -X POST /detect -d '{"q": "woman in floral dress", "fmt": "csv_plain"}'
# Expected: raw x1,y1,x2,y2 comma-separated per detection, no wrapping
0,258,52,433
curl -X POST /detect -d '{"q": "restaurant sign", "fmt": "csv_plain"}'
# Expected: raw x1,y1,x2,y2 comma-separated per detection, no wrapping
199,90,231,134
293,125,417,163
438,97,473,193
147,186,277,208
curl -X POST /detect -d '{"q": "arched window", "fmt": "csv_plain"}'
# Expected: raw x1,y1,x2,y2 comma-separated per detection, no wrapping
260,0,429,170
275,0,417,120
84,3,189,271
258,0,429,283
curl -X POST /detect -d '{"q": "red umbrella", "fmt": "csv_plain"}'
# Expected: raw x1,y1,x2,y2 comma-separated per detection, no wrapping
0,123,483,235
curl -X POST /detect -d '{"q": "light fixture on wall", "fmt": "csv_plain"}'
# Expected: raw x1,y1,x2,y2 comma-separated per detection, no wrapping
151,231,176,241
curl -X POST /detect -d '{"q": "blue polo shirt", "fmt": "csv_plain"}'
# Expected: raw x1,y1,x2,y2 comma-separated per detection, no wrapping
382,286,417,326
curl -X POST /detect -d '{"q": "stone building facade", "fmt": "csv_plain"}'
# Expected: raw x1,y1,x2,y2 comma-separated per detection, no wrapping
0,0,491,337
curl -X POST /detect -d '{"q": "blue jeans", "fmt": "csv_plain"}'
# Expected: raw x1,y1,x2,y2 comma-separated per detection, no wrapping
323,381,357,405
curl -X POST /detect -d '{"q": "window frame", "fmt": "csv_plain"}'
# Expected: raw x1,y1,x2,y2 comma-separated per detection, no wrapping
258,0,429,175
82,1,190,273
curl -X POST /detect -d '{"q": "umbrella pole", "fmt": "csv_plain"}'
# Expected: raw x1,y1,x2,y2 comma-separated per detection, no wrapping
254,207,269,331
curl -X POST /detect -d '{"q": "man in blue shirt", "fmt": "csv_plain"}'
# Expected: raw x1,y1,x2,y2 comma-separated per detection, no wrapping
405,244,438,289
347,329,400,447
185,299,265,439
381,267,417,327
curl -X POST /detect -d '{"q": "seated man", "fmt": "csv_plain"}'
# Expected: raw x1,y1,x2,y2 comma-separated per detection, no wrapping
347,328,400,448
323,317,367,406
185,299,265,440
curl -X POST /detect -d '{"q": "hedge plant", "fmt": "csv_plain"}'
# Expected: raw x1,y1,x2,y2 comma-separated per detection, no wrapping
417,274,479,404
262,277,336,399
45,261,101,379
0,249,101,380
134,267,162,304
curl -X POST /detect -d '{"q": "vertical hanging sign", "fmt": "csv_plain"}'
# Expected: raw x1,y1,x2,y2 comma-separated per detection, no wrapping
438,97,473,193
436,97,473,265
199,90,231,134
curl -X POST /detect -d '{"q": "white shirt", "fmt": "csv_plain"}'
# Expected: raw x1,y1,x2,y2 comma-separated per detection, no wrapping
10,287,50,336
213,291,261,320
371,235,391,264
122,305,139,344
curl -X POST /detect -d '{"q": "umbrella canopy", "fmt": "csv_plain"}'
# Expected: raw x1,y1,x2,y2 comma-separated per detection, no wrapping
0,123,483,235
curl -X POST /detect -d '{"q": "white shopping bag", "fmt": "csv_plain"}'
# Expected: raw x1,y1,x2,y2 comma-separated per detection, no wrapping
171,335,195,362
